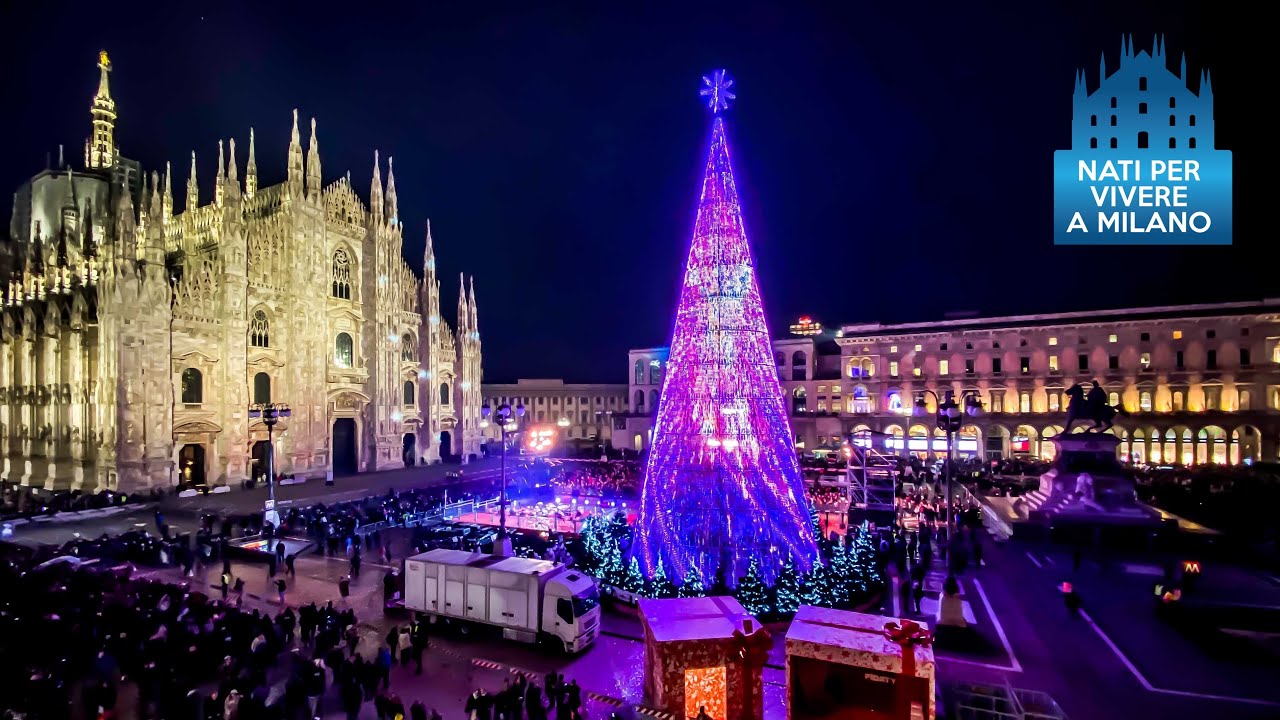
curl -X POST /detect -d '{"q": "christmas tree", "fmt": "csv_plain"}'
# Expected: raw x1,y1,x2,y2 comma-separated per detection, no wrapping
649,559,679,599
799,558,837,607
636,69,818,588
733,558,775,617
623,556,648,595
678,564,707,598
773,558,802,615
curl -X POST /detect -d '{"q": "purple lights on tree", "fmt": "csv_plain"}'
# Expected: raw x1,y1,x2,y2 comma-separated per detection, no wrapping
636,73,818,587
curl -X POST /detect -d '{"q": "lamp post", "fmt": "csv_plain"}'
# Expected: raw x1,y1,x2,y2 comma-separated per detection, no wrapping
249,402,291,528
913,389,982,551
481,400,524,555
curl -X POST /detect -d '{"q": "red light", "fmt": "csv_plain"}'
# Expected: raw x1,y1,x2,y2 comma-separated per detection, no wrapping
798,316,812,323
1183,561,1201,574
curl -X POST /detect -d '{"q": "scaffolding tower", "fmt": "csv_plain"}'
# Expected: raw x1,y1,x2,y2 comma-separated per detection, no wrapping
846,429,899,512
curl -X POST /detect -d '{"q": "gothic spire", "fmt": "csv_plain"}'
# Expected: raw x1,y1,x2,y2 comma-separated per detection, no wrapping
162,161,173,219
88,50,117,169
246,127,258,199
214,140,226,207
457,271,468,333
370,151,384,224
306,118,322,200
226,137,239,200
423,220,435,269
385,156,399,224
287,109,304,197
145,171,166,264
186,151,198,210
468,275,478,333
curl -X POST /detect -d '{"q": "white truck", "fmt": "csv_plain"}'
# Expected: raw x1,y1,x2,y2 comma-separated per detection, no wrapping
403,549,601,653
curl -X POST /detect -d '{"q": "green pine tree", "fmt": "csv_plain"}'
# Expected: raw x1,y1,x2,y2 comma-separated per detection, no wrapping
799,558,837,608
623,556,648,594
678,564,706,598
649,558,678,598
774,558,802,615
733,558,775,617
600,534,627,588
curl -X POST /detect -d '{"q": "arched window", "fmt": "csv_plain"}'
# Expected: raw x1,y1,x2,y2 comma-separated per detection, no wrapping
1110,137,1118,149
335,332,354,368
331,248,353,300
1139,391,1153,412
792,351,807,381
634,389,645,412
1169,114,1176,126
649,361,662,385
1138,102,1147,115
1109,391,1120,407
1189,114,1196,127
439,382,451,406
249,310,269,348
1169,97,1176,108
1110,97,1117,108
1138,131,1149,149
792,387,808,414
403,380,415,406
1139,76,1147,91
1240,390,1252,411
401,333,416,361
1090,137,1098,149
1169,138,1177,149
1090,114,1097,126
649,390,659,415
634,360,644,385
792,351,806,366
1019,392,1030,413
774,351,784,366
181,368,203,404
1110,115,1117,126
253,372,271,405
1189,137,1197,149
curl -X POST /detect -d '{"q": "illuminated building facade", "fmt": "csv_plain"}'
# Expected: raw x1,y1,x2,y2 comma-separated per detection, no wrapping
835,301,1280,465
0,53,484,493
617,300,1280,465
480,379,627,445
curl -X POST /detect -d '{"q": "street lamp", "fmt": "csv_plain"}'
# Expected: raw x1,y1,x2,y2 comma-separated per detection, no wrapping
913,389,982,551
249,402,291,529
481,400,525,555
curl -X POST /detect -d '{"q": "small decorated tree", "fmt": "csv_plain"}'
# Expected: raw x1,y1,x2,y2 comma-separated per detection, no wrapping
733,558,774,617
678,564,706,598
648,558,679,598
623,556,648,594
799,557,837,608
773,558,802,615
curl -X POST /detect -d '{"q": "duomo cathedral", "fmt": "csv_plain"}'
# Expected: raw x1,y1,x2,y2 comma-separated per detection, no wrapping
0,52,485,493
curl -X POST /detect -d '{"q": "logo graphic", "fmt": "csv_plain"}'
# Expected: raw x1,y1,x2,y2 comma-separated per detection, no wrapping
1054,36,1231,245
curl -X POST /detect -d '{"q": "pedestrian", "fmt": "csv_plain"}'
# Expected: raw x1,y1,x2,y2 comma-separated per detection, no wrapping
386,628,400,664
276,577,287,604
912,580,925,614
286,552,297,577
339,575,351,598
398,626,413,667
342,677,364,720
411,621,429,675
352,547,362,578
233,576,245,597
376,645,393,690
1062,581,1082,616
276,540,287,564
411,700,428,720
220,570,231,600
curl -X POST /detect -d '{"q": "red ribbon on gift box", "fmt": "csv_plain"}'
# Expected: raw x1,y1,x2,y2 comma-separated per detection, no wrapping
731,620,773,720
883,620,934,719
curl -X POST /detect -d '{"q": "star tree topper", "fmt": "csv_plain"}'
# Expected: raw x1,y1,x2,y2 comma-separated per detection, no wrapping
700,69,736,113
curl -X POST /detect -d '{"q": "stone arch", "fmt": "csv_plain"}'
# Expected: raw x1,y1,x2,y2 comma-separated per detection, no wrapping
334,332,354,368
1200,425,1229,464
1039,425,1064,461
1014,424,1038,456
959,424,982,458
180,367,203,404
401,332,417,362
249,308,270,348
331,245,356,300
1233,425,1261,464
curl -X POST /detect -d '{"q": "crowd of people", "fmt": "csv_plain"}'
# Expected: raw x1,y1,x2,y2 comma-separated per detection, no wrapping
546,461,639,499
1,483,166,522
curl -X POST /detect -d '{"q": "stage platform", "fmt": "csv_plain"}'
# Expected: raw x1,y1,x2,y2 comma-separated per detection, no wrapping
226,534,316,561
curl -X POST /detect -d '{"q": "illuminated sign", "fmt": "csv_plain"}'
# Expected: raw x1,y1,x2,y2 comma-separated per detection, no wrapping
884,438,979,453
789,316,822,336
525,426,557,455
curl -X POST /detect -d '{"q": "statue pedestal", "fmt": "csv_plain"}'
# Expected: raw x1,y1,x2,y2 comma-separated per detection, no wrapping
1024,433,1163,527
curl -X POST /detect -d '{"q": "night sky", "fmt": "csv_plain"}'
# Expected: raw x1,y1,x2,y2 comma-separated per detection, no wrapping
0,2,1261,383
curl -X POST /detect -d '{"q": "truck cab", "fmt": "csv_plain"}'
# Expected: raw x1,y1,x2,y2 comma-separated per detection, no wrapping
542,569,601,652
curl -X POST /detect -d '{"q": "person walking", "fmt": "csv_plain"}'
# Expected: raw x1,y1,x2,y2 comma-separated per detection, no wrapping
351,547,363,578
386,627,400,664
276,578,287,605
398,626,413,667
286,552,297,577
220,570,231,600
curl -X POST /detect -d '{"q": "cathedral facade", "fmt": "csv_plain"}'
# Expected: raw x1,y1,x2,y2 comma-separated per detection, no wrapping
0,52,484,493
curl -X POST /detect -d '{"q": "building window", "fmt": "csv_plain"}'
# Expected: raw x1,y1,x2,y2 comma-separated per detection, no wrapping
331,248,353,300
1090,114,1097,126
992,358,1002,374
939,360,950,375
792,387,807,414
1169,97,1176,108
965,359,975,375
1078,354,1089,371
1189,137,1197,149
1109,334,1118,343
1020,357,1030,374
1139,76,1147,91
1049,393,1060,412
1110,115,1117,126
1049,355,1059,372
990,390,1004,412
914,344,922,352
889,345,898,353
634,389,644,412
993,341,1001,349
1111,97,1117,108
1204,385,1220,410
401,333,416,361
1138,102,1147,114
1019,393,1031,413
965,342,973,350
1139,391,1152,412
634,360,644,385
335,333,354,368
1048,337,1058,346
1175,351,1184,369
912,367,921,377
1169,115,1176,126
1090,137,1098,149
1110,138,1117,149
1172,391,1184,412
1240,390,1252,411
1140,352,1151,369
1207,349,1217,369
1189,114,1196,127
649,361,663,385
181,368,203,404
1169,137,1177,149
253,372,271,405
1109,355,1119,369
1206,329,1215,339
403,381,415,405
249,310,270,348
1140,332,1150,342
1109,391,1120,406
440,383,451,406
649,390,659,414
1240,348,1251,366
1138,131,1148,149
940,343,948,351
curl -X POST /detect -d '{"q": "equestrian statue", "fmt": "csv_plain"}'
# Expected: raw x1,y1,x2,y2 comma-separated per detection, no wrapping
1062,380,1129,433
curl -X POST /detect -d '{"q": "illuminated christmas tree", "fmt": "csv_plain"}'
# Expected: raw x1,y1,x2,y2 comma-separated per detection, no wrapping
637,70,818,587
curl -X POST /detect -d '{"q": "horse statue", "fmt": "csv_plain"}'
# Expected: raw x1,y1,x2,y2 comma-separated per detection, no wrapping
1062,382,1128,433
